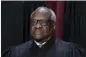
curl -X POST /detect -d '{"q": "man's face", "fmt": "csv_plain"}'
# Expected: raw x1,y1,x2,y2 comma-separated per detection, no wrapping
30,12,53,41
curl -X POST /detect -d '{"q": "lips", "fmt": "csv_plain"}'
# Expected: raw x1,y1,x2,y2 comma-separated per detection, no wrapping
34,32,41,35
35,33,40,35
34,29,42,35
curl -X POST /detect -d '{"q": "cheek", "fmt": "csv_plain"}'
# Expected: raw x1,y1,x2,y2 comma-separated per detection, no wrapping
44,25,53,35
43,26,50,33
30,26,34,33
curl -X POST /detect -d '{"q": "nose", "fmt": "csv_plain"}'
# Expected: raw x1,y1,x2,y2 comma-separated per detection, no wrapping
35,22,42,28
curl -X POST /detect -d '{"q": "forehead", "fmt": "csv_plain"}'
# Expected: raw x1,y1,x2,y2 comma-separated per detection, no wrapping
31,11,50,20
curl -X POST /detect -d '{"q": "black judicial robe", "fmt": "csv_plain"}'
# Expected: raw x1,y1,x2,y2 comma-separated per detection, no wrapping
2,37,86,57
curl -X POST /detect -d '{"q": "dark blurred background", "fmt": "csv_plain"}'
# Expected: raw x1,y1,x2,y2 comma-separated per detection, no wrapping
1,1,86,53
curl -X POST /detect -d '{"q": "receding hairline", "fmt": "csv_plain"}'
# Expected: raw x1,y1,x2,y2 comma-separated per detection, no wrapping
30,7,56,24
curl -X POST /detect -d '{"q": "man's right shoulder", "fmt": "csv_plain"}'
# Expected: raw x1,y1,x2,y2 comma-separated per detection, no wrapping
16,40,33,48
2,40,33,57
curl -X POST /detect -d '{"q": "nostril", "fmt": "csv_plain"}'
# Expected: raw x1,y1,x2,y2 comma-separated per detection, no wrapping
36,23,42,28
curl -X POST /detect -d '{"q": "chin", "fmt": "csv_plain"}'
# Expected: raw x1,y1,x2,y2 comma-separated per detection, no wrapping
34,38,44,42
34,37,42,40
33,36,44,42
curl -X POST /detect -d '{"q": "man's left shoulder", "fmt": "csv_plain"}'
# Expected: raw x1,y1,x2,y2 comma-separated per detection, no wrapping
55,38,73,51
55,38,73,48
55,38,85,56
56,38,84,51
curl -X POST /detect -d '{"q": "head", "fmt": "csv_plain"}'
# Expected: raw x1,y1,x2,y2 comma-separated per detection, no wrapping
30,7,56,42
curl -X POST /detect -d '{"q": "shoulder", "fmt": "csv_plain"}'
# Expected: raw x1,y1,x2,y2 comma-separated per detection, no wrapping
55,38,73,48
12,40,33,52
55,38,72,51
15,40,33,49
2,40,33,57
55,38,85,57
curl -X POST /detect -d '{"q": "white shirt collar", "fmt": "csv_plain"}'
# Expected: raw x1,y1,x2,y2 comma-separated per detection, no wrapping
34,40,46,48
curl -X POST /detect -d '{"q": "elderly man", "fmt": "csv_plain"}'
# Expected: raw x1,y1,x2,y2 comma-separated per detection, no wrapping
3,7,85,57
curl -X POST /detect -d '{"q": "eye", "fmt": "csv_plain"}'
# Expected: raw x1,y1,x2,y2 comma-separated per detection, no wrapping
39,20,48,25
30,19,37,25
30,20,34,23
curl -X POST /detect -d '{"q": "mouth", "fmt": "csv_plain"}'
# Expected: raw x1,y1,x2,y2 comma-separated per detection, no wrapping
34,32,43,36
32,31,41,35
34,33,41,35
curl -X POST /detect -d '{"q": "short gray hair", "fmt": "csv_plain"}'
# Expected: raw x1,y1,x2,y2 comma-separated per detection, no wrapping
49,9,56,24
30,7,56,24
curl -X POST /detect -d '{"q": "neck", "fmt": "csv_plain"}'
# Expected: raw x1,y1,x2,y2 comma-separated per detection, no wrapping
35,36,52,44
